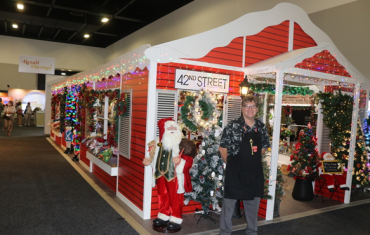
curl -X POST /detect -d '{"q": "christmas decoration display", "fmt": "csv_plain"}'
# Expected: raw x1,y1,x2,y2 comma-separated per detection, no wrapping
250,84,314,96
181,90,224,222
317,90,369,186
283,105,293,116
184,124,224,222
288,124,320,178
316,90,353,163
73,83,128,165
180,90,220,133
143,119,195,232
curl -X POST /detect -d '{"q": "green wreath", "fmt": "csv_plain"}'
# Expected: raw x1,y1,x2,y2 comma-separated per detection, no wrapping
181,91,217,132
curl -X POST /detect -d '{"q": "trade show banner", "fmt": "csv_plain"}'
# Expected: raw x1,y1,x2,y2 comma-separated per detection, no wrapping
0,97,13,104
19,55,55,74
8,89,45,111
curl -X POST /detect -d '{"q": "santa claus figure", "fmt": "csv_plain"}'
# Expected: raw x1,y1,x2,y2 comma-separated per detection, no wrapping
142,118,194,232
319,152,349,192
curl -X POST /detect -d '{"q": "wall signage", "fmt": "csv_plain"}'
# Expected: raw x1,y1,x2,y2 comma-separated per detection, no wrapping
19,55,55,74
175,69,229,93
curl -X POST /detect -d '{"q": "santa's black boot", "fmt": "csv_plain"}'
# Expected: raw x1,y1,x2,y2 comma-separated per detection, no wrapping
167,222,181,232
64,148,70,154
72,154,79,161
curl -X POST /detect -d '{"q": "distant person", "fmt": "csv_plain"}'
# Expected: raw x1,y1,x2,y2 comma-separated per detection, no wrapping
4,101,16,136
16,102,23,127
24,102,33,126
0,98,4,131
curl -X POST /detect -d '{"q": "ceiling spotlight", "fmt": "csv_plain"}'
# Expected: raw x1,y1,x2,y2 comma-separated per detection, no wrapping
101,18,109,23
12,24,18,28
84,34,90,38
61,72,66,75
68,70,72,72
17,4,24,10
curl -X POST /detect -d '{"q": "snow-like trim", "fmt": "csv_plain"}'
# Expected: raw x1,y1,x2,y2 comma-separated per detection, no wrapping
169,215,183,224
158,212,170,221
51,44,151,90
145,3,331,63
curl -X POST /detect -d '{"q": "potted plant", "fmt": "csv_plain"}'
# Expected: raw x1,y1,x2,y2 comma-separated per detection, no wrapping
287,124,319,201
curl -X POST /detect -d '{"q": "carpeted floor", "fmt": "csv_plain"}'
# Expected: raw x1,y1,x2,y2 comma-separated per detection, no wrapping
0,119,138,235
232,202,370,235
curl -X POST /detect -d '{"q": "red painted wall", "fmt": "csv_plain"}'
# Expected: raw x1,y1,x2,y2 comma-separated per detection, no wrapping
117,68,149,211
92,163,117,192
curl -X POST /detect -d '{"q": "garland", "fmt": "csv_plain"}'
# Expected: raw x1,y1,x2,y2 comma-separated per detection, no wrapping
250,84,314,96
283,105,293,116
181,95,197,132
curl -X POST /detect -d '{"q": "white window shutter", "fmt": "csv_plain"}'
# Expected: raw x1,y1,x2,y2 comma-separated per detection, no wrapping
155,90,178,137
119,90,132,159
223,95,241,128
320,120,331,153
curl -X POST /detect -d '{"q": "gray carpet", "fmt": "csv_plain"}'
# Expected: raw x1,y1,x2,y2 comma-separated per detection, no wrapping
0,119,139,235
232,202,370,235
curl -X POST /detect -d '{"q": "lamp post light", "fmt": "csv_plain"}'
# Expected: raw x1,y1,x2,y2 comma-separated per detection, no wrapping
239,75,251,98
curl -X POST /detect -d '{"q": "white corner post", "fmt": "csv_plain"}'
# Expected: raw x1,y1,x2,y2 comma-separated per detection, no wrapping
315,83,324,152
143,60,158,219
266,70,283,220
344,83,360,203
262,93,268,125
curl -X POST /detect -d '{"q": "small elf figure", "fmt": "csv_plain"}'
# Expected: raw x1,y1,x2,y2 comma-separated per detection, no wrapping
64,125,73,154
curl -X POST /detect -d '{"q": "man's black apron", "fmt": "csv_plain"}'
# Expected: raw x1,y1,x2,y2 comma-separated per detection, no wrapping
224,130,264,200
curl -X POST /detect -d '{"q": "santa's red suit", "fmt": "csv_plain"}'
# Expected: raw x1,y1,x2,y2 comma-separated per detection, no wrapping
147,118,193,226
319,152,347,190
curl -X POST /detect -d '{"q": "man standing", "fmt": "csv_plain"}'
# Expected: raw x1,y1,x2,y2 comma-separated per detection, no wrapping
142,118,193,232
24,102,33,126
219,95,270,235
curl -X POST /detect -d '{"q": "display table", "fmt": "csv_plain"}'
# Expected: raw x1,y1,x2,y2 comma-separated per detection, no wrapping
86,151,118,176
35,111,44,127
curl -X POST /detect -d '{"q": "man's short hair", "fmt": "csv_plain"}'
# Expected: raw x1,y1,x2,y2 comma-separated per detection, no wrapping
242,95,258,106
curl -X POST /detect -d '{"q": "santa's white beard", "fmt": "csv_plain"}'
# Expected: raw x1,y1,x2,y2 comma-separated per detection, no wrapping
162,129,182,157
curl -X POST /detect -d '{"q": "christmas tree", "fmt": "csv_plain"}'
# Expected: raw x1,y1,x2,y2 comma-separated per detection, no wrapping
288,124,319,177
181,91,224,219
353,119,369,186
184,124,225,217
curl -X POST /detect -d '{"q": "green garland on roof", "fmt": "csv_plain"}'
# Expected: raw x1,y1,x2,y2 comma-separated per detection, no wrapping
250,84,314,96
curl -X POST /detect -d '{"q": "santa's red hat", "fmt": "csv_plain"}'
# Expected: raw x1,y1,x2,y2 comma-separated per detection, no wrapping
321,152,332,159
158,118,174,142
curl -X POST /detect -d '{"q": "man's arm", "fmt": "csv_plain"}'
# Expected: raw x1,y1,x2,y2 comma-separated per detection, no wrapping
219,147,228,164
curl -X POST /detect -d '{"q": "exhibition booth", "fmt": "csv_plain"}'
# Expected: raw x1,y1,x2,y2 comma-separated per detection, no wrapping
49,3,370,230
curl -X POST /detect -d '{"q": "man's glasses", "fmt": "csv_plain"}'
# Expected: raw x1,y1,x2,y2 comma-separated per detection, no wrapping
242,105,257,109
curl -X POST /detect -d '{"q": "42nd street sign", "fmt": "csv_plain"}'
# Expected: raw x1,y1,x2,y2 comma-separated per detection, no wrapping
175,69,230,93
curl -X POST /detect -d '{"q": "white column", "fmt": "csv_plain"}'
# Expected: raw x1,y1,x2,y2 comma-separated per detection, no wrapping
316,83,324,152
344,83,360,203
266,70,283,220
263,93,268,125
142,61,158,219
288,20,294,51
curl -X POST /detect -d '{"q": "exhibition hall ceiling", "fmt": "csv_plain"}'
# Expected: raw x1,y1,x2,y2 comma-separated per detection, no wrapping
0,0,193,48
